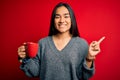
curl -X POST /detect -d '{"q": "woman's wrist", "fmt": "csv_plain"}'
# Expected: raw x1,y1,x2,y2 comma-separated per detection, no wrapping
86,57,94,62
18,56,30,63
86,55,95,62
18,56,23,63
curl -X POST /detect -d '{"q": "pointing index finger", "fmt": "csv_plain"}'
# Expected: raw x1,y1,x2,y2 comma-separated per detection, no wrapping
98,36,105,44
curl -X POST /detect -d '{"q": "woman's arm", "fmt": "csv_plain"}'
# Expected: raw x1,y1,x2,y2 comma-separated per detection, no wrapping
86,36,105,68
20,54,40,77
18,41,41,77
81,37,105,79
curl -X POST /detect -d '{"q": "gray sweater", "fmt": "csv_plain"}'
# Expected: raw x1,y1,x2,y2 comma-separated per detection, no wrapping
20,36,95,80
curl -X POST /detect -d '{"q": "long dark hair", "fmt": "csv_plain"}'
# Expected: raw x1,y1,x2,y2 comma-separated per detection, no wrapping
48,2,80,37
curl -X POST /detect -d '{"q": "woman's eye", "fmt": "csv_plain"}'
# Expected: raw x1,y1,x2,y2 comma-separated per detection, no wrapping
64,16,70,18
55,16,60,18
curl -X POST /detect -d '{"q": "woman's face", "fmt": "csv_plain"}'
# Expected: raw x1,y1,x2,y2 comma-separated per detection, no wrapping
54,6,71,34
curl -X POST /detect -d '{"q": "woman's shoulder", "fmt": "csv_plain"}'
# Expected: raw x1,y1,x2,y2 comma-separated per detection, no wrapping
38,36,51,44
75,37,88,43
74,37,88,46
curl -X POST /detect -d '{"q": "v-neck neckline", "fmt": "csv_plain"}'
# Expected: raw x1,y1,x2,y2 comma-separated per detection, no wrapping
48,36,75,54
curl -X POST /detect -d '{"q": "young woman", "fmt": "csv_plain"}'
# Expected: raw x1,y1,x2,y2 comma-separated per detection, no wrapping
18,2,105,80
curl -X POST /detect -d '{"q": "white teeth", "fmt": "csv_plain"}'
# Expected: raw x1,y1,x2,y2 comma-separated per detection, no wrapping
58,24,66,26
59,25,65,27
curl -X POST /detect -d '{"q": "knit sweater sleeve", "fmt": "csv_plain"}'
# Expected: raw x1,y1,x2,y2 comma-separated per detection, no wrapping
82,38,95,80
82,59,95,80
20,40,42,77
79,38,95,80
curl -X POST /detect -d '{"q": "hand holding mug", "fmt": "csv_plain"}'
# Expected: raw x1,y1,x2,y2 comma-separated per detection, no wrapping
18,42,38,62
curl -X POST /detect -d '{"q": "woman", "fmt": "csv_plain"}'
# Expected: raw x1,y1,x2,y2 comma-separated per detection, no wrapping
18,2,105,80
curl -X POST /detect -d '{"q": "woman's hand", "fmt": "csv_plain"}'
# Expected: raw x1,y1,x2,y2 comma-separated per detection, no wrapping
87,37,105,61
17,43,27,62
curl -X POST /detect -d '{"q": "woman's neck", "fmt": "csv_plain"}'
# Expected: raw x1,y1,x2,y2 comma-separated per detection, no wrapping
53,32,72,40
52,32,72,51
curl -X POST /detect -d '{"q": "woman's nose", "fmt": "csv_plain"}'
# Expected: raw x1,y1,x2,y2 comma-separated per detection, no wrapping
59,17,65,23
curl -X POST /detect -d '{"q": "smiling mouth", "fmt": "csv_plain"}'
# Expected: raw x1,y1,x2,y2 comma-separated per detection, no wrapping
58,24,67,26
58,25,66,28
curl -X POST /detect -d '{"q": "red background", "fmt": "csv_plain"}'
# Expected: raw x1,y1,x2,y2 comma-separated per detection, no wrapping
0,0,120,80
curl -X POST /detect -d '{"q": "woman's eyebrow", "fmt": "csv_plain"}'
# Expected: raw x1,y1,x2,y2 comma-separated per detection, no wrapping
55,13,70,16
64,13,70,15
55,14,60,15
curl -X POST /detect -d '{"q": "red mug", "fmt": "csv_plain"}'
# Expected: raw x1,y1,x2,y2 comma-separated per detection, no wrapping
26,42,39,58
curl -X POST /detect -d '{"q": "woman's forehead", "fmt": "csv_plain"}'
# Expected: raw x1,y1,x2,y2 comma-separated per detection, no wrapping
55,6,69,14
